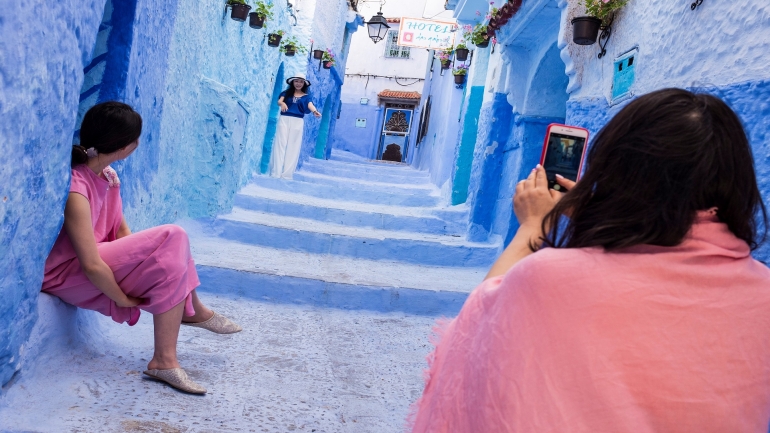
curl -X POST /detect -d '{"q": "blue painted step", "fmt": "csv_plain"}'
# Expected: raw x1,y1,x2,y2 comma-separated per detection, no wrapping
234,185,468,236
292,171,436,195
203,209,498,267
251,175,441,207
301,158,430,180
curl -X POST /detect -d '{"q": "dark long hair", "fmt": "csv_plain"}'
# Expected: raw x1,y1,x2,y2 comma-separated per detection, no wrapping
284,80,309,99
542,88,767,251
72,101,143,167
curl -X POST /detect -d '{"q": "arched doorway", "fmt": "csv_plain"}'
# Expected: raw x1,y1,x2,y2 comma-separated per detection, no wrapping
314,96,332,159
260,63,285,174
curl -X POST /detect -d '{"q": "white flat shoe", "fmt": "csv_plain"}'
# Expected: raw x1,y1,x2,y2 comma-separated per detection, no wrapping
182,311,242,334
143,368,207,394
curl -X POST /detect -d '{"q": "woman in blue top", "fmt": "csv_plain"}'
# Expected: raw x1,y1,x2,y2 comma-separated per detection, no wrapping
269,74,322,179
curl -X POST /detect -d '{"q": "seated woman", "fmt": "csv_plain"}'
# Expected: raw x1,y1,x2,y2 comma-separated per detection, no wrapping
410,89,770,432
42,102,242,395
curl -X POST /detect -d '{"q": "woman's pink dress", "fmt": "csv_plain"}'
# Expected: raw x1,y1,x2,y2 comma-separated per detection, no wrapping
410,212,770,432
42,164,198,325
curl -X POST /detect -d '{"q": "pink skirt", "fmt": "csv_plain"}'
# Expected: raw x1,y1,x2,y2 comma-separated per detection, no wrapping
42,225,199,325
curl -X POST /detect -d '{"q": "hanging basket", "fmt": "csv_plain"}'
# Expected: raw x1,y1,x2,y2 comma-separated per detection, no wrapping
323,61,333,69
454,74,466,85
455,48,469,61
248,12,265,28
313,49,324,59
229,4,251,22
267,33,282,47
571,16,602,45
284,45,296,56
440,59,451,70
476,39,489,48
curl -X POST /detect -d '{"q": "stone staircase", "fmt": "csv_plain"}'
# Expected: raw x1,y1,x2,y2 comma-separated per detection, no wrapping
181,151,499,316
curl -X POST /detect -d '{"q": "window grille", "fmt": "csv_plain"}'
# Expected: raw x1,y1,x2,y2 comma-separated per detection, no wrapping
384,30,410,59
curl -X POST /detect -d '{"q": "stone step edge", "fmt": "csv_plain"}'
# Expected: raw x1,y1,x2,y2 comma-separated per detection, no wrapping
197,265,469,317
294,171,435,191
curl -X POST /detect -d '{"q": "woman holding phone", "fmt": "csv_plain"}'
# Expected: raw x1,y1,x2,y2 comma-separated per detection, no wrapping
269,74,322,179
410,89,770,432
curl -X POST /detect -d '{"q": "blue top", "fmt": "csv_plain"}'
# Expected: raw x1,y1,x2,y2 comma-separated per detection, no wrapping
279,91,312,118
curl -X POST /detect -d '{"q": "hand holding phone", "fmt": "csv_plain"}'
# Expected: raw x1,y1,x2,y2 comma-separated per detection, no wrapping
539,124,589,191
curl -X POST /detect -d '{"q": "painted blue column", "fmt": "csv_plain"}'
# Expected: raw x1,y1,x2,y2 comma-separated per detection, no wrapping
466,92,513,242
451,85,485,205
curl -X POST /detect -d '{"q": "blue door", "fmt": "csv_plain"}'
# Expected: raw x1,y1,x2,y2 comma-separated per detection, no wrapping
377,107,413,162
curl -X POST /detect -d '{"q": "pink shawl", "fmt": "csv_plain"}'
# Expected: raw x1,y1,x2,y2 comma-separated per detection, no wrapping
411,213,770,432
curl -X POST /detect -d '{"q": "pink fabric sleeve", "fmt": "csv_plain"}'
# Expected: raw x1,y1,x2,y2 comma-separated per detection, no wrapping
69,168,91,201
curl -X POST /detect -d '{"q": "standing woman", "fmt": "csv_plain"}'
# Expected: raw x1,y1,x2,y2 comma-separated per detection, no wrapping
43,102,242,395
269,73,322,179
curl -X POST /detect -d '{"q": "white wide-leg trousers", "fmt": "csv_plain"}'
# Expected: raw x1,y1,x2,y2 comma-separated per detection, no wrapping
269,115,304,179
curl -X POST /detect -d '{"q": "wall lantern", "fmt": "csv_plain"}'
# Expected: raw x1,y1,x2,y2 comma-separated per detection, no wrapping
367,12,390,43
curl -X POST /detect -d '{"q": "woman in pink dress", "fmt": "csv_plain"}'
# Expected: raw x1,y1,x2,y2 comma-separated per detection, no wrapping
43,102,241,395
410,89,770,432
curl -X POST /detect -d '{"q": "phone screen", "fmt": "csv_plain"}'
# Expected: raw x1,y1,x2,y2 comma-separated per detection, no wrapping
543,132,586,191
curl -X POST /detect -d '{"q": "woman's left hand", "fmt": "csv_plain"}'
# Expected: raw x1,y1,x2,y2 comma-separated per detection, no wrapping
513,165,565,231
313,110,322,118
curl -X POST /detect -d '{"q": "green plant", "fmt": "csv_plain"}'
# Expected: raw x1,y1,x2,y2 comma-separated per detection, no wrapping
227,0,249,5
469,24,489,45
452,65,468,76
455,42,468,50
581,0,629,24
280,36,308,54
252,0,274,19
270,29,285,36
322,49,336,66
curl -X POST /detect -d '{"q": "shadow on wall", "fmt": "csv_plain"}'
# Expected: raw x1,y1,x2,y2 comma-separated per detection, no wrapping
260,63,285,174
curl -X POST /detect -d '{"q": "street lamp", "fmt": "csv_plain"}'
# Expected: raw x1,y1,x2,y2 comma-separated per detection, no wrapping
366,11,390,43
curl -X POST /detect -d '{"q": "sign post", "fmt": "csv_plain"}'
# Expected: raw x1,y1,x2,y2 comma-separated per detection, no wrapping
397,18,457,50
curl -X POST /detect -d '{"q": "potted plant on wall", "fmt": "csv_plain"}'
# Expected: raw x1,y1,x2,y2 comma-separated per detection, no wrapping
227,0,252,22
464,23,490,48
313,49,325,59
452,64,468,85
454,42,470,62
437,50,452,69
572,0,629,45
248,0,273,29
267,29,285,47
280,36,308,57
322,49,336,69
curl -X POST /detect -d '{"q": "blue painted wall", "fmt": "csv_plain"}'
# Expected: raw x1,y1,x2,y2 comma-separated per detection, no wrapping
260,63,286,174
451,85,484,205
0,0,106,387
334,103,381,159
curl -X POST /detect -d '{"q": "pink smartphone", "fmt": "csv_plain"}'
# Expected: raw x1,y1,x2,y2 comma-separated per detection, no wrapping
539,123,590,191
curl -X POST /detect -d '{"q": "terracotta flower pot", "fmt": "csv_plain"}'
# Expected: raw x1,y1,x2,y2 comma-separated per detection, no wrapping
284,45,296,56
571,16,602,45
313,49,324,59
267,33,282,47
230,4,251,22
455,48,469,61
248,12,265,28
323,61,333,69
454,74,466,85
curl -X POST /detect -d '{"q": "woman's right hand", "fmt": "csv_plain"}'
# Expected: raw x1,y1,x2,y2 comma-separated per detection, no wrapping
116,295,142,308
279,102,288,112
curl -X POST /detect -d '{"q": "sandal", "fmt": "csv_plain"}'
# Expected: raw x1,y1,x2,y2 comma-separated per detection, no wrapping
143,368,207,394
182,311,242,334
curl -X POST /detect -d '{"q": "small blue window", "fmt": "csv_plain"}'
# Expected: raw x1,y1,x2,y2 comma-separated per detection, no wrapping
612,49,637,101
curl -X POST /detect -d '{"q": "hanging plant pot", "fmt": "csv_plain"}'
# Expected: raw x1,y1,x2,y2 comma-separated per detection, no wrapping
454,74,466,85
267,33,282,47
476,39,490,48
323,61,333,69
455,48,469,61
284,45,296,56
313,49,324,59
571,16,603,45
248,12,265,28
440,59,451,70
229,4,251,22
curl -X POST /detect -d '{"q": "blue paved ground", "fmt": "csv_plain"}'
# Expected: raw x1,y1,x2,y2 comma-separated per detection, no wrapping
0,293,437,432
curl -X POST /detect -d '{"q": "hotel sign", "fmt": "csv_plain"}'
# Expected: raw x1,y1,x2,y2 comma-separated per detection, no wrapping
397,18,456,50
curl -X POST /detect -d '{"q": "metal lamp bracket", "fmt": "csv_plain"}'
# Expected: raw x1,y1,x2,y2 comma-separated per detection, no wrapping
691,0,703,10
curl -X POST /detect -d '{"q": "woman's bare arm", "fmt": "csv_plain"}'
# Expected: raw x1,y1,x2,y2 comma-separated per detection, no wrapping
117,216,131,239
307,102,322,118
278,96,288,112
63,193,140,307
